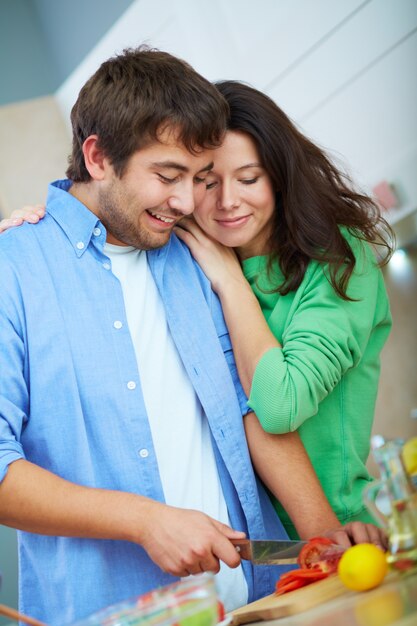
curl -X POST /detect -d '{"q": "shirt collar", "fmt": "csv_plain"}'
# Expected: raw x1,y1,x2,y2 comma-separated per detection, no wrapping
46,179,179,261
46,179,104,257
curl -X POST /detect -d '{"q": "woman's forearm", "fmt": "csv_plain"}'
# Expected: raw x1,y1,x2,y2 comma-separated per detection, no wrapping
216,268,341,537
217,278,281,396
244,413,340,539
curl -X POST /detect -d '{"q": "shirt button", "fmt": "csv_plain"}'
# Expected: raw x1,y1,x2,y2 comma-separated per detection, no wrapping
113,320,123,329
139,449,149,458
127,381,136,390
93,227,101,236
76,241,85,250
102,262,111,270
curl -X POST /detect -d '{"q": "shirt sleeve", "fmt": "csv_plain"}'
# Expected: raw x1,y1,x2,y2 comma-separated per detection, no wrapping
248,238,391,433
0,251,28,482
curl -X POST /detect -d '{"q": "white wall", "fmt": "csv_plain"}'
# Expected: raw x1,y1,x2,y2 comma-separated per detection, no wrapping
56,0,417,227
0,96,70,215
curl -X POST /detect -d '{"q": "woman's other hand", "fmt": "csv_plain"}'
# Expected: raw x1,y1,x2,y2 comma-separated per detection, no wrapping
0,205,45,233
323,521,388,550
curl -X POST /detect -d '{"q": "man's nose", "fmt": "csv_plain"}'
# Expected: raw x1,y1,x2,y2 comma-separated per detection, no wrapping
168,183,195,216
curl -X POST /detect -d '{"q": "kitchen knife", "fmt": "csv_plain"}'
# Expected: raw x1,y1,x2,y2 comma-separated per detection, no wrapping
231,539,307,565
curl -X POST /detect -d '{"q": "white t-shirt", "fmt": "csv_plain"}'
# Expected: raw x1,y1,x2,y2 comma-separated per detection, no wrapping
105,243,248,611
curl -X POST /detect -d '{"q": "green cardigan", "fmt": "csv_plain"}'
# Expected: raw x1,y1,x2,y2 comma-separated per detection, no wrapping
242,233,391,537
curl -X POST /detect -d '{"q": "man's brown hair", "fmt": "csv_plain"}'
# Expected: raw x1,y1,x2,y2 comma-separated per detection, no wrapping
66,46,229,182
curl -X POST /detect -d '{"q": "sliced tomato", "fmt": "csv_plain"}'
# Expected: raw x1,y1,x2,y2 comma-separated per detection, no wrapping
391,558,415,571
276,574,300,590
217,600,225,622
312,549,344,574
277,569,302,583
286,569,328,580
298,537,334,569
276,568,328,591
276,571,329,595
276,536,344,596
276,578,306,595
276,574,297,588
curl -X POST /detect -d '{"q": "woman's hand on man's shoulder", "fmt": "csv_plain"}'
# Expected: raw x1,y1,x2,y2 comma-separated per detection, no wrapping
0,204,46,234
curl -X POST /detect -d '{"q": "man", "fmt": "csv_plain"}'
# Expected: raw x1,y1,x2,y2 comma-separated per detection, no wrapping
0,46,293,625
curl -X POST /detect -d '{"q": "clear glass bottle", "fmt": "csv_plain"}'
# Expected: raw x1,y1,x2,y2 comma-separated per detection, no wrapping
363,439,417,572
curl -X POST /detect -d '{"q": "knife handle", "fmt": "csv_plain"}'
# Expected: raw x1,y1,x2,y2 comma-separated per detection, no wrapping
230,538,252,560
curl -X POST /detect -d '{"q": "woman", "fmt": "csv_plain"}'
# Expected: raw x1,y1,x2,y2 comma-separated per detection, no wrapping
173,80,393,540
1,82,391,545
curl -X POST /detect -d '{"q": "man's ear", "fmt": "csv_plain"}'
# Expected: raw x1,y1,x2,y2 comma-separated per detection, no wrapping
82,135,109,181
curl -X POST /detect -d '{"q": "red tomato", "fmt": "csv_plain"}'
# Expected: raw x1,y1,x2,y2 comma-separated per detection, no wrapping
312,550,345,573
277,570,300,584
217,600,225,622
286,569,329,580
276,570,328,595
391,558,415,572
276,578,305,595
275,536,343,596
276,568,327,590
297,537,334,569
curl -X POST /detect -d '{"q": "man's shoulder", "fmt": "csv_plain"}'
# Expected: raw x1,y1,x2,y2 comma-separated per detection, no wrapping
165,234,196,261
171,235,214,290
155,234,210,280
149,234,217,308
0,212,55,240
0,214,58,264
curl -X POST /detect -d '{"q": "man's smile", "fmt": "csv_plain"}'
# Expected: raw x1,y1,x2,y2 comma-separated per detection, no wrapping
147,210,176,224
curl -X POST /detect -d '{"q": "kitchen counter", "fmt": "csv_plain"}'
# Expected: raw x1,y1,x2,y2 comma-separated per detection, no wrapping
247,571,417,626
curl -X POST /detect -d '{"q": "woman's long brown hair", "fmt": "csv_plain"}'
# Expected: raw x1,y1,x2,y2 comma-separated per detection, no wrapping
215,80,394,299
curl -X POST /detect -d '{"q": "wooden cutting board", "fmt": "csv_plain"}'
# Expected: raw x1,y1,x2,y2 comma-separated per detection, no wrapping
231,574,354,624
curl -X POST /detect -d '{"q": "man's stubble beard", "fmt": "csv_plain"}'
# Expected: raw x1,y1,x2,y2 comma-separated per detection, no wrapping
97,184,170,250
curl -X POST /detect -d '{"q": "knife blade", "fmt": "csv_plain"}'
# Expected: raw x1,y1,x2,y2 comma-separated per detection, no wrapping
231,539,307,564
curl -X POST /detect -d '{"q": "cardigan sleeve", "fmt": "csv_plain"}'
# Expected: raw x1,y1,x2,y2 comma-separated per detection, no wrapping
247,238,391,433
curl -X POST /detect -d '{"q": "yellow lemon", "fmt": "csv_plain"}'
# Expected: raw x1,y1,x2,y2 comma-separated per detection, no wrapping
338,543,388,591
402,437,417,476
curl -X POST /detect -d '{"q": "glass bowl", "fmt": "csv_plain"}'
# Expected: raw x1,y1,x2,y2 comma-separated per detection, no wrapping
68,573,219,626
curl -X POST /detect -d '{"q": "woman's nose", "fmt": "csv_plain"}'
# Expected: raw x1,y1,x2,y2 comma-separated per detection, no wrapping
219,183,240,210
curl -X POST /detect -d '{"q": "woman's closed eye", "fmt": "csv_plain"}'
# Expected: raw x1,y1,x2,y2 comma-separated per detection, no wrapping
239,177,259,185
205,173,219,190
194,175,208,185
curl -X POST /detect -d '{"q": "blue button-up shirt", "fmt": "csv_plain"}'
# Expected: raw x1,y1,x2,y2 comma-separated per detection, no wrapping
0,180,289,625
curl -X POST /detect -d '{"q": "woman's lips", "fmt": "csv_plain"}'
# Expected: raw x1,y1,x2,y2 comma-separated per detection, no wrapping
215,215,251,228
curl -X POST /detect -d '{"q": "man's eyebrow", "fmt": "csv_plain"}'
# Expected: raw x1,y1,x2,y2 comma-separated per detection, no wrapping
151,161,188,172
151,161,214,173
